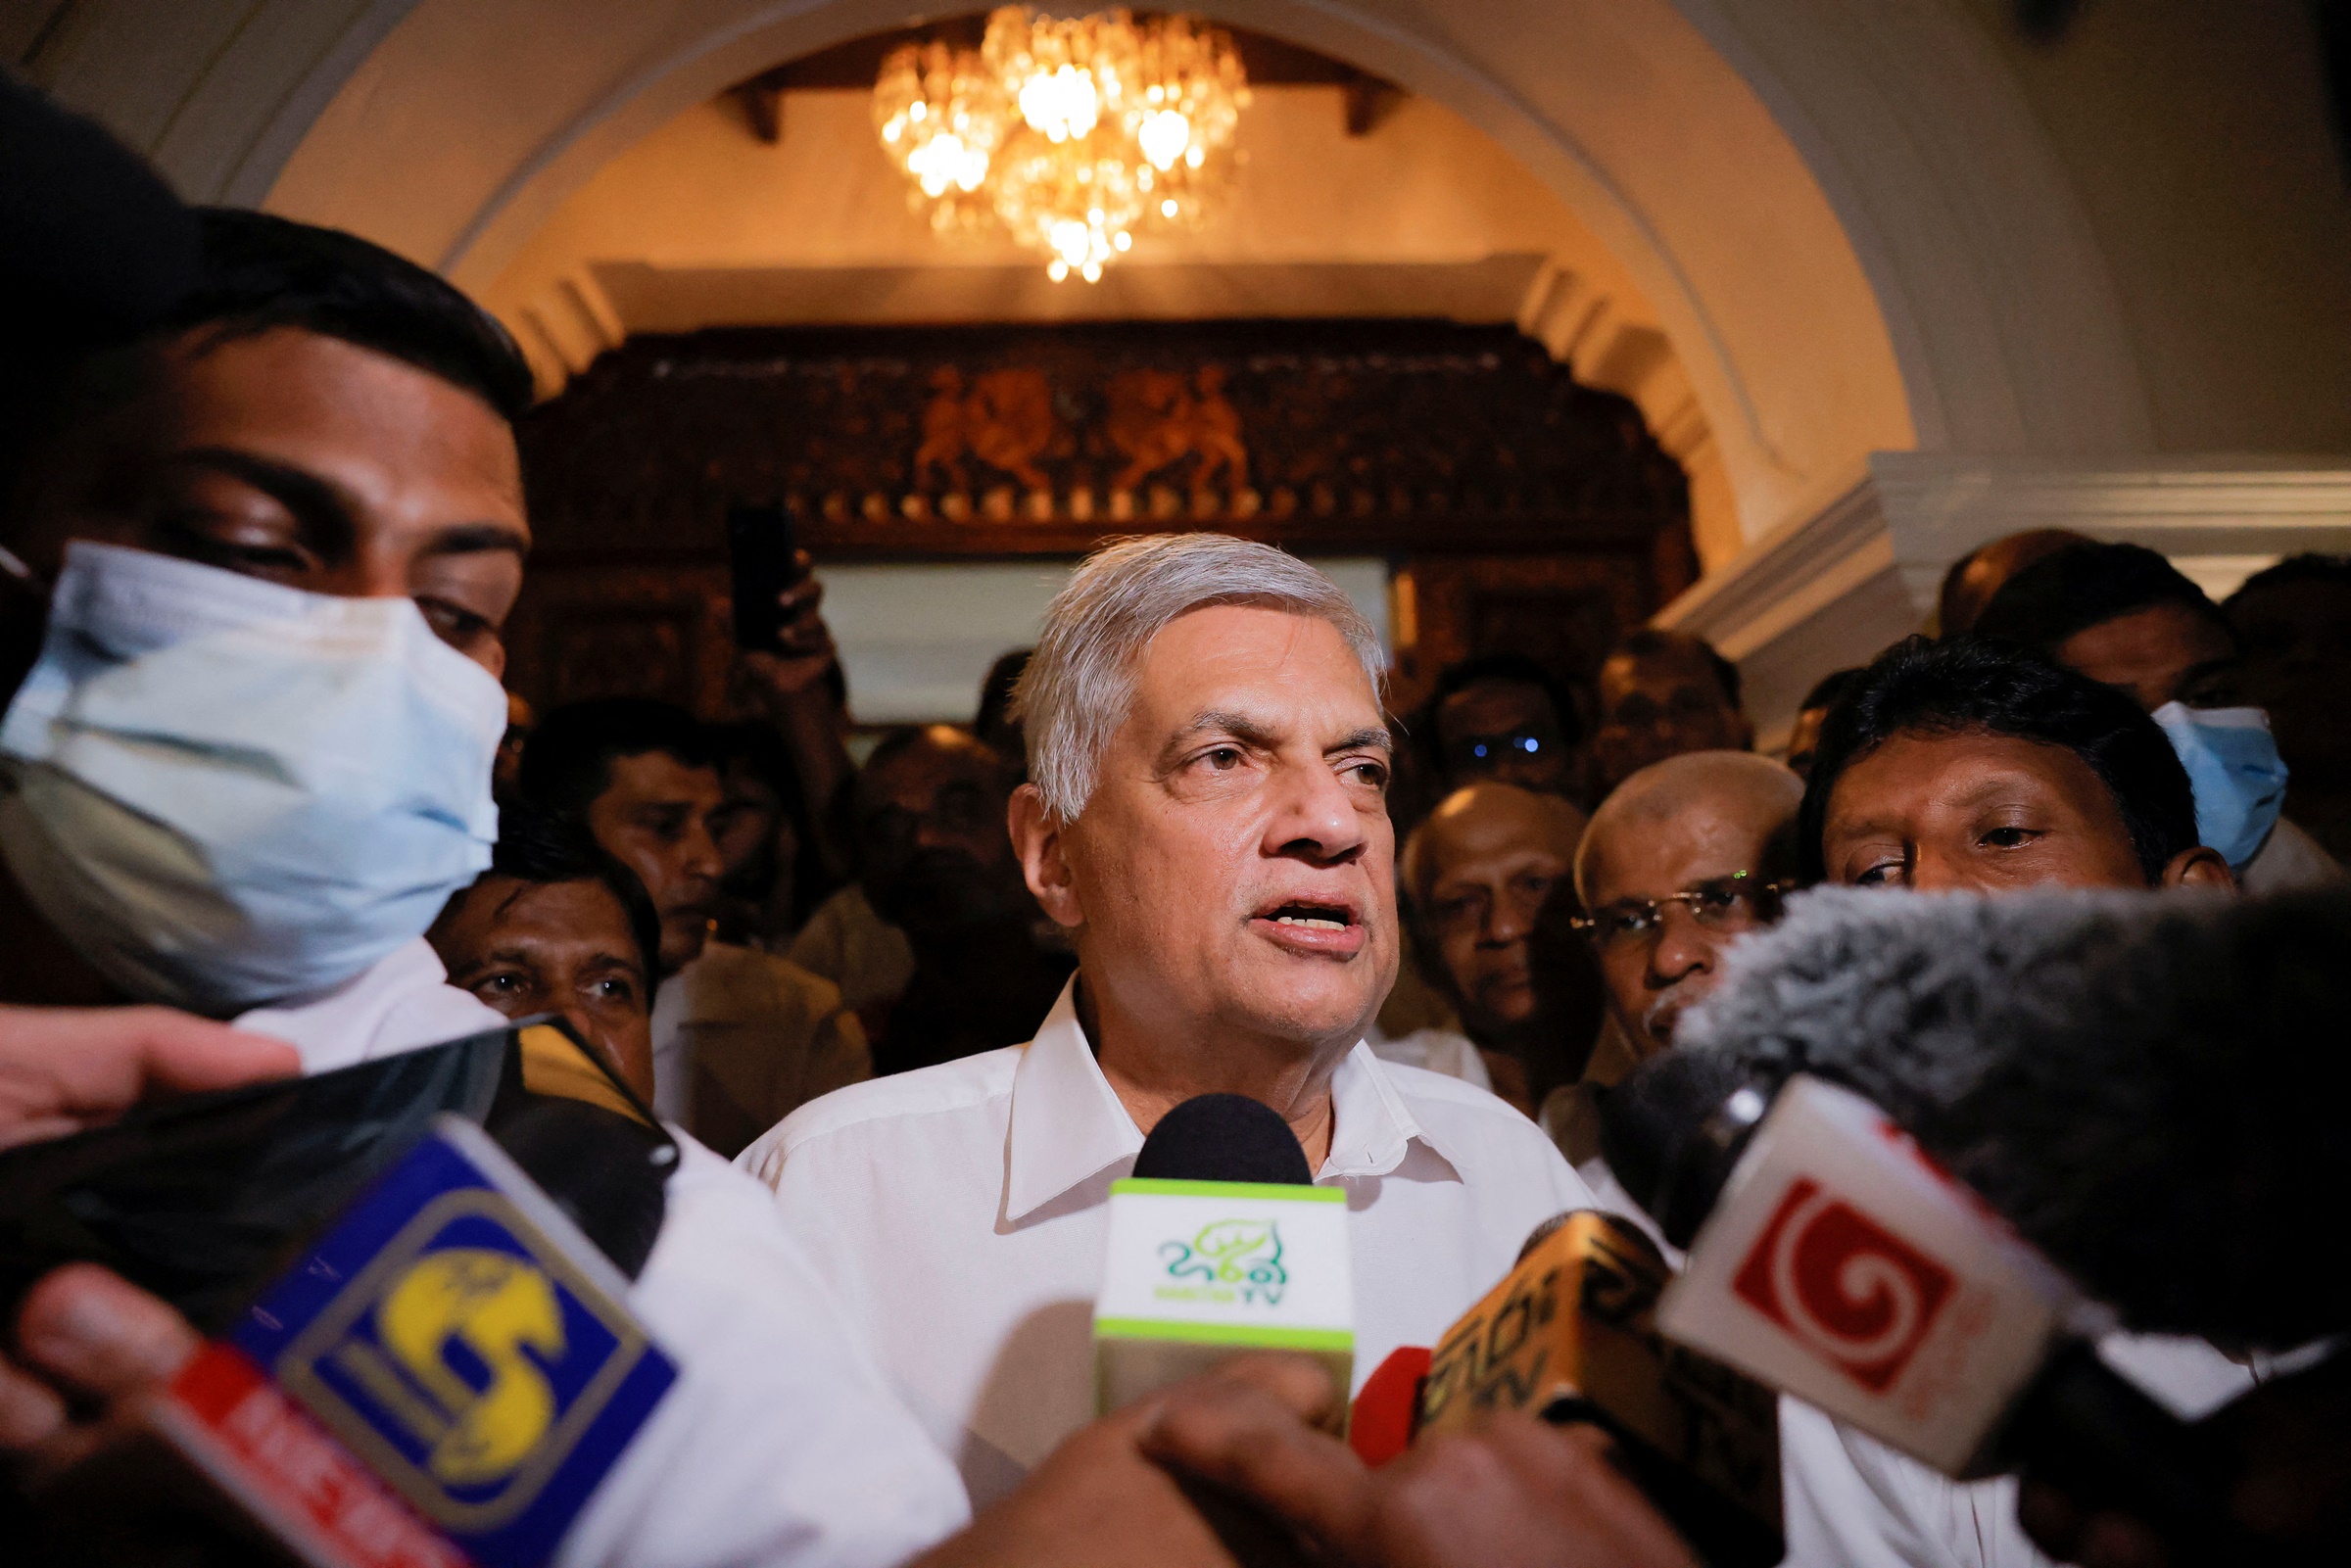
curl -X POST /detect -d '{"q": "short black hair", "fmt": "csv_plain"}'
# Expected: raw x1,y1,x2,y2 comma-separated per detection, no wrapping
517,698,714,822
1798,667,1863,716
1608,629,1742,712
1798,637,2199,886
2225,552,2351,608
1430,653,1586,747
13,208,534,516
1973,542,2233,654
166,209,532,420
483,804,663,993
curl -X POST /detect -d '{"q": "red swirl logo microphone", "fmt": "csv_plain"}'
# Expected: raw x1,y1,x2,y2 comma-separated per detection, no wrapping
1731,1178,1955,1392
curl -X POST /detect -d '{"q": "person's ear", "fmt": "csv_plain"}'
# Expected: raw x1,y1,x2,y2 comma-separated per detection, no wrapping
2160,846,2237,892
1009,784,1083,928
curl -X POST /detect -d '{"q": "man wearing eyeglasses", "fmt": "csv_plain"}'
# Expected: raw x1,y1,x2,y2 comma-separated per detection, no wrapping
1548,750,1801,1165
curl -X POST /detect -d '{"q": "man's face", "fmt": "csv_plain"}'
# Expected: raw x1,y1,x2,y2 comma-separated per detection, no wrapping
1592,651,1750,792
586,751,726,972
6,327,528,683
1435,680,1574,795
2055,602,2239,714
1415,789,1578,1037
1580,801,1784,1056
711,761,791,897
428,875,654,1099
858,727,1024,942
2230,578,2351,781
1821,729,2153,892
1046,606,1397,1051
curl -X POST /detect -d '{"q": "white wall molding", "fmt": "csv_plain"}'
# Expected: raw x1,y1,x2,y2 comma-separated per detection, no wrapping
1657,452,2351,746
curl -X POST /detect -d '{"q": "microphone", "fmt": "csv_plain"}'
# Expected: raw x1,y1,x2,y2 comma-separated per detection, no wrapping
1656,883,2351,1351
1092,1095,1353,1419
1412,1210,1785,1568
10,1021,682,1568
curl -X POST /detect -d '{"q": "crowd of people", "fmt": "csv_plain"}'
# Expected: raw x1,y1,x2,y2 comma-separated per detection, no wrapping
4,77,2348,1568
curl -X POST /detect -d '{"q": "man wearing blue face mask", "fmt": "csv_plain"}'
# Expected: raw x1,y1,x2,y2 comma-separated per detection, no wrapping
0,190,981,1566
0,208,533,1058
1974,538,2342,894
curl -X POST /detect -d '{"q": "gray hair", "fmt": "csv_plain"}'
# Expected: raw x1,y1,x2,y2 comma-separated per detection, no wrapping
1010,534,1385,823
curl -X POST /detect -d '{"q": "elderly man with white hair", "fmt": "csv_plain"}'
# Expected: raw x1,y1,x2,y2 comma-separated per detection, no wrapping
741,535,1593,1502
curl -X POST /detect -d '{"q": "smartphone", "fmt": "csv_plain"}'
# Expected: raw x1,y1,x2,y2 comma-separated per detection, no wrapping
726,500,801,652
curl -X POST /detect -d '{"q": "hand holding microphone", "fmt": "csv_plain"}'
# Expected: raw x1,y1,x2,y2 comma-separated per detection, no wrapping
2,1017,683,1568
0,1004,298,1468
1090,1100,1740,1568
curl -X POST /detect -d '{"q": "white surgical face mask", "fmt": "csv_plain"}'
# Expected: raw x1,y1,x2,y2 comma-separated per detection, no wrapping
2151,700,2290,872
0,542,504,1013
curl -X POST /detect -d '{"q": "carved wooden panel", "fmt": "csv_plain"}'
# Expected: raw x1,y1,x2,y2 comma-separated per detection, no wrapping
507,319,1694,719
518,319,1690,562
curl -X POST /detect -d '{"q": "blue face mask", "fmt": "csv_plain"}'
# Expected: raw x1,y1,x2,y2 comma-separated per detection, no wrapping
2151,700,2289,872
0,543,504,1013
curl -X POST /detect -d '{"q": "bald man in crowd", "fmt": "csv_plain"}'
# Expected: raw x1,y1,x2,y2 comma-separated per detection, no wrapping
1552,751,1802,1167
1395,783,1594,1107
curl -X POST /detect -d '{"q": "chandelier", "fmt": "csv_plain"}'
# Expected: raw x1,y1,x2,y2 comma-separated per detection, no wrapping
873,8,1249,282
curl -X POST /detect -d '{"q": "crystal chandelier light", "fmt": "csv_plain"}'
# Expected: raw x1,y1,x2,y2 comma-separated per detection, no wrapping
873,8,1249,282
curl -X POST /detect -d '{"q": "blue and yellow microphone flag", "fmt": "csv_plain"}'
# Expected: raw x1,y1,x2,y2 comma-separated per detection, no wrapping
230,1116,676,1568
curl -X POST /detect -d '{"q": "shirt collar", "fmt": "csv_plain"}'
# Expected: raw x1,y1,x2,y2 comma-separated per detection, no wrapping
1003,978,1463,1220
1004,978,1145,1222
1323,1042,1463,1182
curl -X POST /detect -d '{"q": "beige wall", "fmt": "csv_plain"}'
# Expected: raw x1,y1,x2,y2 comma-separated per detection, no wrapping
1958,0,2351,455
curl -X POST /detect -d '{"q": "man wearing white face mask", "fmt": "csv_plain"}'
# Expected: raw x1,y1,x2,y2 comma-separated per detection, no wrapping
1974,539,2342,893
0,199,973,1567
0,211,532,1059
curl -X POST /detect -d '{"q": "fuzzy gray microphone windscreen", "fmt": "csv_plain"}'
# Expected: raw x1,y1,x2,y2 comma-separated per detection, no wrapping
1664,884,2351,1352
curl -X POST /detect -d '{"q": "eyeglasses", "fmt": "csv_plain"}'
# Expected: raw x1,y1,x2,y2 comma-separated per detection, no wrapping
1569,872,1790,949
1444,728,1559,771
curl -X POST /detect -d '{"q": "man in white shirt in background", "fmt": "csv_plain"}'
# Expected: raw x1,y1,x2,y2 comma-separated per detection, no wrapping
744,534,1595,1505
1390,780,1592,1110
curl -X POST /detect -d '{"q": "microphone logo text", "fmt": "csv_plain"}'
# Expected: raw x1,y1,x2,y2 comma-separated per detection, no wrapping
1730,1178,1954,1393
1157,1218,1287,1306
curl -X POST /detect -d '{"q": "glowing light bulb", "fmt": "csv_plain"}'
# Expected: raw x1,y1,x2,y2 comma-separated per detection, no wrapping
1137,109,1190,170
909,101,927,121
1161,198,1178,218
1020,64,1098,141
1113,230,1131,251
1081,261,1102,282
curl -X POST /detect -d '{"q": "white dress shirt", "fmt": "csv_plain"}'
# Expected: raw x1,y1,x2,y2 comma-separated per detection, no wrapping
740,976,1597,1506
242,938,972,1567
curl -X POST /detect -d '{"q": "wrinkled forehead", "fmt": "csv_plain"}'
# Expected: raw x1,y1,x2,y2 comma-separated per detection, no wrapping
456,875,634,949
1129,604,1385,731
1823,727,2118,834
1585,796,1779,902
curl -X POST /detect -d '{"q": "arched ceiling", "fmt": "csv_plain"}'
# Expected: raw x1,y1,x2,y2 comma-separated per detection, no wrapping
21,0,2170,570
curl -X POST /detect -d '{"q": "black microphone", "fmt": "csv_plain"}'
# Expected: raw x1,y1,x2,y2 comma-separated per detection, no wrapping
1094,1094,1343,1413
1130,1092,1316,1184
